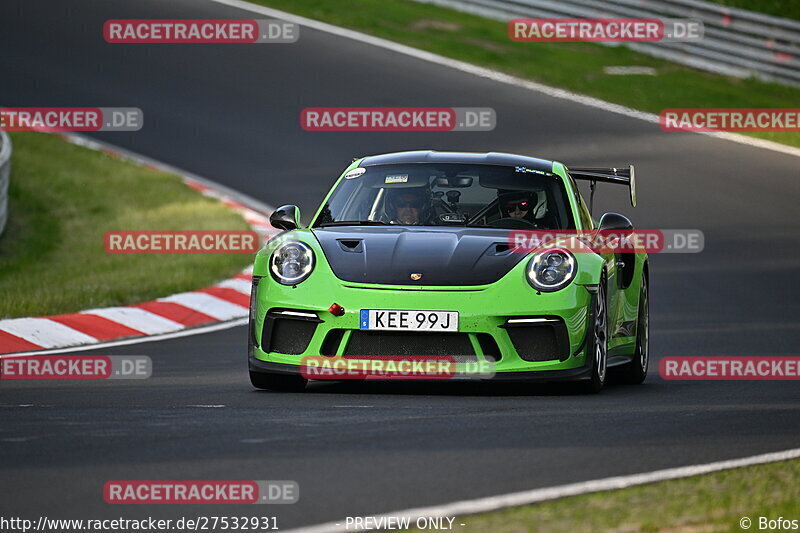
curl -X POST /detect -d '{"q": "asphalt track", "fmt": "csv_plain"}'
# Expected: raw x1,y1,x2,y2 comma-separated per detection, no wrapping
1,0,799,528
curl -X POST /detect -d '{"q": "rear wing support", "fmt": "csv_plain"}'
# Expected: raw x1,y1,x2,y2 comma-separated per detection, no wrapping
569,165,636,214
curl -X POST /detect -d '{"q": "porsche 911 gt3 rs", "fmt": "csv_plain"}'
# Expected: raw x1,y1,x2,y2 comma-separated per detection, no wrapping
248,151,649,392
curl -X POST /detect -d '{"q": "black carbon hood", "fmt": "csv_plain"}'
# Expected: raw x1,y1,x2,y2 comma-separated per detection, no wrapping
313,227,527,286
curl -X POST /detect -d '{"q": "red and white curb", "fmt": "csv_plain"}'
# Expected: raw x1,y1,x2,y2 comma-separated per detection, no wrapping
0,133,277,355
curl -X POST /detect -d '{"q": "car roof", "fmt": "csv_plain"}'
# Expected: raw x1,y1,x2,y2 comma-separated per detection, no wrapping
359,150,555,173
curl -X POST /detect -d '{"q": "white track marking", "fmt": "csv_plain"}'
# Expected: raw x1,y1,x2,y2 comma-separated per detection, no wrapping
207,0,800,160
0,318,97,348
158,292,248,320
215,278,253,294
79,307,184,335
283,447,800,533
0,318,248,358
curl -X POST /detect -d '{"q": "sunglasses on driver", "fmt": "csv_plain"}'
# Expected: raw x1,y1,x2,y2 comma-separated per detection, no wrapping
505,201,530,212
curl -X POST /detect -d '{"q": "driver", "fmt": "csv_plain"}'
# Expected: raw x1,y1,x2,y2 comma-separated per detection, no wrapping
387,187,429,225
499,191,535,221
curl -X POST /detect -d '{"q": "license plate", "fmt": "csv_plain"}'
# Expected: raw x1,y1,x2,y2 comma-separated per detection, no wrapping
360,309,459,332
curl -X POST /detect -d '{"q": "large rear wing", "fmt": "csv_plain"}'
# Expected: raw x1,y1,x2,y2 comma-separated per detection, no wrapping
568,165,636,211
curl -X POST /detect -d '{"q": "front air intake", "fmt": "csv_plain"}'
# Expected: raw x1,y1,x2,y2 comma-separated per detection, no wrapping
344,331,476,360
502,317,570,362
261,309,321,355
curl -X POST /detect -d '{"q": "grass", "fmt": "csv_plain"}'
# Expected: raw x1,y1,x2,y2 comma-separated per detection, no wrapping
0,132,252,318
405,458,800,533
707,0,800,21
252,0,800,148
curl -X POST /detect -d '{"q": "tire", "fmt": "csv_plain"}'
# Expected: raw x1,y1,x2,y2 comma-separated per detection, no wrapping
583,279,608,393
621,276,649,384
249,370,307,392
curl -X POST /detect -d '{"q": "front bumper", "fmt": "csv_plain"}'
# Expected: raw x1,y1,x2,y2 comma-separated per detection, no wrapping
248,356,593,382
249,273,596,380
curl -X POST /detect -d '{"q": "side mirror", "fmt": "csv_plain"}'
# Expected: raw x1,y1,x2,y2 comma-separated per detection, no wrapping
270,204,301,231
598,212,633,231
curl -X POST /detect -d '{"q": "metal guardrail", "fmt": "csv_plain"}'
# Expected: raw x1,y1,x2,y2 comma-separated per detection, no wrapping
412,0,800,87
0,130,11,237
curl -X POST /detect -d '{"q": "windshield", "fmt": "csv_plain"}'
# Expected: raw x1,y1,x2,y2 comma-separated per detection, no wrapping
313,163,575,230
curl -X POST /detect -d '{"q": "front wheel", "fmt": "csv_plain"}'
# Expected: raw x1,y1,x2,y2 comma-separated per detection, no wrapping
250,370,307,392
583,280,608,393
621,277,649,384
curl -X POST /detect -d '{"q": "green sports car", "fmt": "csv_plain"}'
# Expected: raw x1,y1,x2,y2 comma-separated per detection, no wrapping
248,151,649,392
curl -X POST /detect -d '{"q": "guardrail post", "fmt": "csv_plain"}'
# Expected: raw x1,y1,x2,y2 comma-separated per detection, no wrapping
0,130,12,237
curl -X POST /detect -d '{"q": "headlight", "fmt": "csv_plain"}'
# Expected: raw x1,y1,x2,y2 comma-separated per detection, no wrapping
270,241,315,285
526,248,576,292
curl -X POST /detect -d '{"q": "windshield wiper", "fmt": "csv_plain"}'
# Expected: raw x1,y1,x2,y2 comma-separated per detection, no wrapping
316,220,391,227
